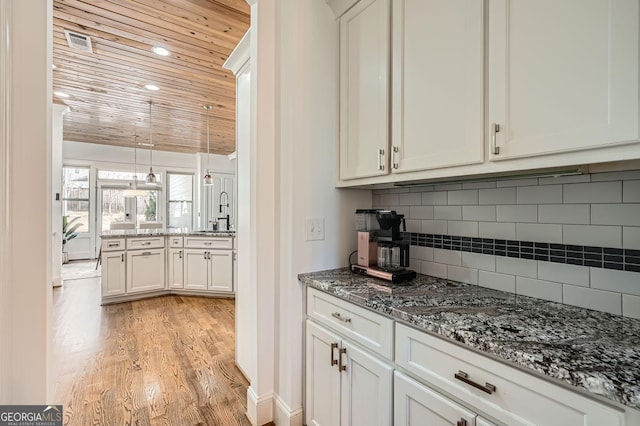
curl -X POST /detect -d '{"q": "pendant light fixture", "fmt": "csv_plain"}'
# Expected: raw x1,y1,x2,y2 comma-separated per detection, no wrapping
146,100,158,185
203,105,214,186
123,123,149,197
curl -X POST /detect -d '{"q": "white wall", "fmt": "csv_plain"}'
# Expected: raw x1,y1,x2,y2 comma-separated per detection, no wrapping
0,0,53,404
242,0,371,424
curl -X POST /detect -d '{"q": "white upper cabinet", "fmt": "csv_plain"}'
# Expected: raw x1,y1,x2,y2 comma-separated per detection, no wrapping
392,0,484,173
488,0,640,160
339,0,391,180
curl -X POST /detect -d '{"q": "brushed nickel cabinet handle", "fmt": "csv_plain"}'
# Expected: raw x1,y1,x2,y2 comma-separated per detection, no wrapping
338,348,347,372
121,253,124,262
204,241,213,245
377,148,385,171
330,343,338,366
142,251,152,256
392,146,399,169
491,123,501,155
331,312,351,323
179,250,182,259
108,243,119,247
204,251,208,260
454,370,496,394
457,419,468,426
141,241,152,246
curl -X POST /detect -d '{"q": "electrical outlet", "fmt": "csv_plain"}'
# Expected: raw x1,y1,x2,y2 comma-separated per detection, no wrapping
305,217,325,241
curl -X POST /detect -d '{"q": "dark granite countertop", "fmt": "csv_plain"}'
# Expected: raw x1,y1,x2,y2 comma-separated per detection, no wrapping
100,228,236,238
298,268,640,411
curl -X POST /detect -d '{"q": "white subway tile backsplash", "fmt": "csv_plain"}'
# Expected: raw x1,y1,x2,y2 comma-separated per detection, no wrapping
479,188,516,205
479,222,516,240
563,181,622,203
434,206,462,220
591,268,640,296
537,262,589,287
538,174,591,185
496,257,537,278
516,223,563,244
516,277,563,303
497,178,539,187
496,205,537,223
399,192,422,206
479,271,516,293
623,180,640,203
410,206,434,220
405,219,421,233
563,285,622,315
409,258,421,271
422,261,448,279
517,185,563,204
462,181,497,189
422,220,448,234
462,252,496,272
448,190,479,205
591,204,640,226
434,183,463,191
563,225,622,248
379,193,399,206
447,221,479,237
448,265,479,285
411,246,434,262
590,170,640,182
622,294,640,320
538,204,590,224
463,206,496,222
394,206,411,217
623,226,640,249
434,248,461,266
411,186,434,192
422,191,448,205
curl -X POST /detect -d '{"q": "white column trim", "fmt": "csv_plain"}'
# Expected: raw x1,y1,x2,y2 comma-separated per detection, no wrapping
246,386,274,426
274,393,304,426
0,0,12,405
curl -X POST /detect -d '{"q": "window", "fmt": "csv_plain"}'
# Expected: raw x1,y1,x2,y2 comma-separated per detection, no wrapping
62,167,90,233
167,173,193,229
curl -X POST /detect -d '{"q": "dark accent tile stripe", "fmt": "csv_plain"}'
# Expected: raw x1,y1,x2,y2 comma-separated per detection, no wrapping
405,231,640,273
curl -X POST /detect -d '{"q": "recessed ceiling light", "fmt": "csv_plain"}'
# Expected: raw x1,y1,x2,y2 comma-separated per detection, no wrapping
151,46,170,56
144,84,160,91
54,91,69,98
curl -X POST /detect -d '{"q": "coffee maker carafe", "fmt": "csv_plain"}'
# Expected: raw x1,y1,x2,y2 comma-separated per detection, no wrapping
375,210,410,269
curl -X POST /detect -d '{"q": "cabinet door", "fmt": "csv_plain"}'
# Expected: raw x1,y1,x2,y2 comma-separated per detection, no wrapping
126,249,165,293
339,0,390,180
392,0,484,173
168,249,184,289
394,371,477,426
477,417,498,426
208,249,233,292
102,251,126,297
489,0,639,160
183,249,208,291
340,340,393,426
305,321,342,426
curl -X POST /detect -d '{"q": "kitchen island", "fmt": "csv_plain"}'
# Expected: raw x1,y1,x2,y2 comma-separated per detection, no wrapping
300,268,640,425
99,229,235,304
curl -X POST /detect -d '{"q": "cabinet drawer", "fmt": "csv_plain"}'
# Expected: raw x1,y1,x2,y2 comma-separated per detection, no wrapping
168,236,183,248
102,238,125,252
395,324,624,426
306,287,393,360
127,236,164,250
184,236,233,249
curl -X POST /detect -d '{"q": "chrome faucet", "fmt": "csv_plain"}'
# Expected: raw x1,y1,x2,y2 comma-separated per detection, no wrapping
218,191,230,231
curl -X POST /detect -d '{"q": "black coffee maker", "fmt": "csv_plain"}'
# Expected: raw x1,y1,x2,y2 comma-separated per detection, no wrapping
376,210,410,269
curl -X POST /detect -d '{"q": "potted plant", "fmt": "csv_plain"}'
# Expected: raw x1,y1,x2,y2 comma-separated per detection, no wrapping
62,215,81,264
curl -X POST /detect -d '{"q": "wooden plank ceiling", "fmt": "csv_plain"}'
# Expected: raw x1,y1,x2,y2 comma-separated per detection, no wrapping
52,0,250,155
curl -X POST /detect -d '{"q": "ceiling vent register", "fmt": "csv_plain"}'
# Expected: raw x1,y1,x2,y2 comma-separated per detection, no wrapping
64,30,93,53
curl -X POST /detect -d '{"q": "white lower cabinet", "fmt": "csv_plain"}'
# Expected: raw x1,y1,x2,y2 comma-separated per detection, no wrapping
167,248,184,289
101,250,126,297
126,248,165,294
184,248,233,293
394,371,477,426
305,320,393,426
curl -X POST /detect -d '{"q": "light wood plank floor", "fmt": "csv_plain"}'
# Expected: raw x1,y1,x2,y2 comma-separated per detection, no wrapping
53,277,251,425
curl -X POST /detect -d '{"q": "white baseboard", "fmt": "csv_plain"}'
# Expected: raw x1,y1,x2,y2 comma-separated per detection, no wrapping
274,394,303,426
247,386,274,426
52,276,62,288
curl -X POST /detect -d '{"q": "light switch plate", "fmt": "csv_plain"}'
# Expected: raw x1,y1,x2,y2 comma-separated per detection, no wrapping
306,217,325,241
